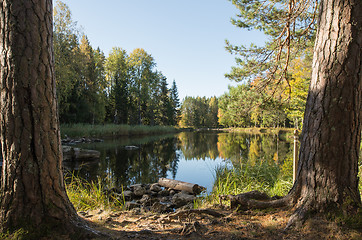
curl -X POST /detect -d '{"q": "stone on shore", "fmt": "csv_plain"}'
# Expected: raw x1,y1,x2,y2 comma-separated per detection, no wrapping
62,146,100,162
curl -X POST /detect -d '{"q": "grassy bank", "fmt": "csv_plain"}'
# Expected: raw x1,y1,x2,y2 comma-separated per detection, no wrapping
60,123,179,138
203,158,293,207
65,174,124,212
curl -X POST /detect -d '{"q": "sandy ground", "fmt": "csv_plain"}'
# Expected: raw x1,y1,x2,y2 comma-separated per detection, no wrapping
81,207,362,240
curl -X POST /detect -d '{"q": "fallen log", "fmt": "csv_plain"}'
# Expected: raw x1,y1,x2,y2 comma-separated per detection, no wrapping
158,178,206,195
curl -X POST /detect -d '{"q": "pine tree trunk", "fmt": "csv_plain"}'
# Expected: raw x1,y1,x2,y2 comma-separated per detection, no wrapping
0,0,95,236
289,0,362,218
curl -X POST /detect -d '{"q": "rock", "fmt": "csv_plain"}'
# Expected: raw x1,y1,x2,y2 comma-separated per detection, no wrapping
61,137,103,145
62,146,100,162
151,202,170,213
150,183,162,192
160,196,170,203
133,185,146,197
149,191,159,197
122,190,134,200
130,208,141,215
125,145,139,150
140,194,152,206
125,201,141,210
159,189,170,196
172,192,196,208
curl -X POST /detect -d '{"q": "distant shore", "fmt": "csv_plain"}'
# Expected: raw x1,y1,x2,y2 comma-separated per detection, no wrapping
60,124,296,139
60,123,180,138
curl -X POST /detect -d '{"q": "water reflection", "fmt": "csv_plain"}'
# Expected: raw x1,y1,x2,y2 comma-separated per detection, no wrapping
64,131,293,192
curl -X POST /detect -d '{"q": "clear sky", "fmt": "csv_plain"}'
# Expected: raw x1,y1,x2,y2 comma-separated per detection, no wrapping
59,0,266,100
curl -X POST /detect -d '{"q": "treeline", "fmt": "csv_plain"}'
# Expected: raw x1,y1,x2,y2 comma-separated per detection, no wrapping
179,57,310,129
178,96,218,128
54,1,180,125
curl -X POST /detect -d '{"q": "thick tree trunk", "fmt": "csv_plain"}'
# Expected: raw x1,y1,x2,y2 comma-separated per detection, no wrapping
0,0,97,237
288,0,362,216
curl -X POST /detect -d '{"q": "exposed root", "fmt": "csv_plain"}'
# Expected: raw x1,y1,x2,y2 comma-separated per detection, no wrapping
168,209,226,219
222,190,291,211
285,207,308,229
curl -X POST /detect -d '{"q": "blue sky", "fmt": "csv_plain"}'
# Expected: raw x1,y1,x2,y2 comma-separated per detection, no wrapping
59,0,266,100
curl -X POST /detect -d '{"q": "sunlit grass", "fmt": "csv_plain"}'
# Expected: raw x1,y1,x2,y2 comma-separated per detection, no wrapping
60,123,178,138
206,157,293,206
65,174,124,211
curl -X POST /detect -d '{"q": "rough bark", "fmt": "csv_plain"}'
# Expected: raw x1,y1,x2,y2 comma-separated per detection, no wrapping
228,0,362,225
287,0,362,222
0,0,98,237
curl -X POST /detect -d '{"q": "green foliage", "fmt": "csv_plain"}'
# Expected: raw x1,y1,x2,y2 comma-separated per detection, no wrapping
218,85,287,128
221,0,315,130
225,0,317,83
105,47,130,124
54,0,82,120
54,1,180,126
170,80,181,125
179,96,219,128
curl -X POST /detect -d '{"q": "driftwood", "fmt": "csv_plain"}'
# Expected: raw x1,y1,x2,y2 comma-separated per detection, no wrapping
158,178,206,195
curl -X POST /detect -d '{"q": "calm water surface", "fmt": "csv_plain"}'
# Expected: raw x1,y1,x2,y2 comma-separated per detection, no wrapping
64,132,292,193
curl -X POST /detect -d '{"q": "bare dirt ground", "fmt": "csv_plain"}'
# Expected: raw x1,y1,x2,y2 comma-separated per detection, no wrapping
82,207,362,240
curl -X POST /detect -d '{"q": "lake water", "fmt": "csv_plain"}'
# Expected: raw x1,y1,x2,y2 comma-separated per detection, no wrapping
64,131,293,193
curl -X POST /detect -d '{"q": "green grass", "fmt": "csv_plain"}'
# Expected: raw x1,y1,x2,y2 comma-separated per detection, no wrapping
206,157,293,206
60,123,179,138
65,174,124,211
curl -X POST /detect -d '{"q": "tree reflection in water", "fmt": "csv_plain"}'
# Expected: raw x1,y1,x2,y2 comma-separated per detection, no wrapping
63,131,293,192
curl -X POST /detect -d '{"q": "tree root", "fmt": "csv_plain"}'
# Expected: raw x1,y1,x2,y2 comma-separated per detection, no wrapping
160,208,226,223
221,190,291,211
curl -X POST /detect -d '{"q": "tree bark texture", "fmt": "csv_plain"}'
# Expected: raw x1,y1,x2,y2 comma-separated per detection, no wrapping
290,0,362,215
0,0,82,233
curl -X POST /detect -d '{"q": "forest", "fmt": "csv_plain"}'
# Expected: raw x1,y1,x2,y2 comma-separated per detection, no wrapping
54,1,180,126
